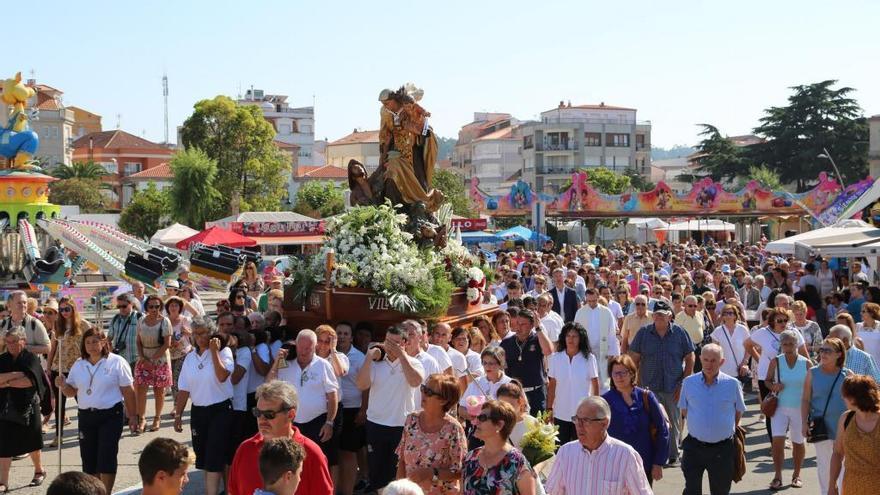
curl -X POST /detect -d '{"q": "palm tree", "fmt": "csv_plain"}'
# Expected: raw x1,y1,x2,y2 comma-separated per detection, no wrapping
52,161,108,180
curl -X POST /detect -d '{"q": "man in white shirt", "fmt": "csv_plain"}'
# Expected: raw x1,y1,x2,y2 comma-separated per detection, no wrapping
429,322,468,390
536,293,564,343
573,288,621,392
269,330,339,461
402,320,442,404
545,396,652,494
230,328,252,450
421,320,454,375
355,325,424,492
334,322,367,495
598,285,624,328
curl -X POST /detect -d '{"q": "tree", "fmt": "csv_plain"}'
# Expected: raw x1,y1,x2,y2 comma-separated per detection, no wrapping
49,178,105,213
293,180,345,218
431,169,473,217
118,182,170,239
744,165,783,191
179,95,290,214
623,167,655,192
168,148,222,228
690,124,747,182
749,80,868,191
581,168,631,243
52,161,108,181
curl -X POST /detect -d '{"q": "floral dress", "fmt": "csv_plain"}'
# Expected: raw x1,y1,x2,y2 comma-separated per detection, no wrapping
395,412,467,495
134,316,173,387
462,447,532,495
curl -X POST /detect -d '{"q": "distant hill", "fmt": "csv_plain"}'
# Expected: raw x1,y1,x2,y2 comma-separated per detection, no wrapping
651,145,696,160
437,136,457,160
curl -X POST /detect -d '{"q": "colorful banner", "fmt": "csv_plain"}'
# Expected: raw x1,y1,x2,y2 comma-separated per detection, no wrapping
470,171,876,221
229,221,324,237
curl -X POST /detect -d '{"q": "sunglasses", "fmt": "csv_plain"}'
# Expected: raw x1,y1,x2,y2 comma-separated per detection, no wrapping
116,304,129,309
634,303,646,306
147,304,162,310
474,413,494,423
686,304,697,308
251,407,291,420
420,384,442,398
775,319,789,324
59,307,72,313
818,347,837,354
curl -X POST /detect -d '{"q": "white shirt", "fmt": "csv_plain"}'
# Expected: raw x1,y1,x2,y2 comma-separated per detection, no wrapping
555,287,567,312
447,346,468,378
541,311,564,343
710,323,751,378
66,353,133,410
367,355,424,427
246,343,270,394
340,346,366,409
277,355,339,423
573,304,621,392
548,351,599,421
464,349,484,379
412,350,442,405
178,347,235,406
856,321,880,365
750,327,805,379
232,347,252,411
427,344,453,372
458,374,513,406
545,437,652,495
606,300,624,321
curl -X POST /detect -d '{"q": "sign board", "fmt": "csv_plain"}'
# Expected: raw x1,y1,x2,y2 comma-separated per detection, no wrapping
450,218,487,231
229,221,324,237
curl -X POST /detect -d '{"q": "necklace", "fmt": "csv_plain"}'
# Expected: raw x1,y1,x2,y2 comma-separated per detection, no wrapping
196,350,210,370
85,359,105,395
514,338,527,362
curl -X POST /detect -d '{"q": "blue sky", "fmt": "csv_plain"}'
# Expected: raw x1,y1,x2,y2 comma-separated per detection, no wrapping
6,0,879,148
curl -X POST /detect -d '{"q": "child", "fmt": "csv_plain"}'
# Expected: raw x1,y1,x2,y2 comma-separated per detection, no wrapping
255,438,306,495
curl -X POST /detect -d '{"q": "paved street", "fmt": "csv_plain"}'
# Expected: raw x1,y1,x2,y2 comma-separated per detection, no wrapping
4,389,826,494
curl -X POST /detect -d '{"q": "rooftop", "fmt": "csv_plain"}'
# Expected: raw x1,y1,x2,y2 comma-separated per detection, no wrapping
328,130,380,146
73,130,169,150
300,164,348,179
124,162,172,180
474,127,517,141
543,101,636,113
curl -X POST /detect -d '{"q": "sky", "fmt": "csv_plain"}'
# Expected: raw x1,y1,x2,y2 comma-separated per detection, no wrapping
6,0,879,149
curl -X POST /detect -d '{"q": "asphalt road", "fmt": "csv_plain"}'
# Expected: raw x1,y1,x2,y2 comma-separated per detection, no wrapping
3,388,827,494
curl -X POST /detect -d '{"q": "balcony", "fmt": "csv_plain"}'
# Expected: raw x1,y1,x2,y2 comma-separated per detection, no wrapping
536,142,578,152
541,117,651,126
537,164,578,175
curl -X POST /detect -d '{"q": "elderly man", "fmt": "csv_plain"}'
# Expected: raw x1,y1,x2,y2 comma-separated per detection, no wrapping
829,324,880,381
0,290,49,356
574,288,621,392
738,276,761,311
429,322,467,389
108,293,141,368
629,300,695,466
545,396,652,495
549,268,578,322
678,343,746,495
355,325,424,492
268,330,339,467
536,293,564,343
400,320,442,404
621,295,651,354
228,381,332,495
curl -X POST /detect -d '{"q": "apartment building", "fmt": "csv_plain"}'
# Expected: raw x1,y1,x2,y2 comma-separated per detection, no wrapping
326,129,380,172
452,113,521,195
520,102,651,194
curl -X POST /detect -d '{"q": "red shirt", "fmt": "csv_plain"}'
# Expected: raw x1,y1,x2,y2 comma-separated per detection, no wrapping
228,428,333,495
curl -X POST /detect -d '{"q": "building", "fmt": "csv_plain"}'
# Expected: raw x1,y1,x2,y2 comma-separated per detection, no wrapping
289,164,348,199
869,115,880,178
68,106,102,138
651,157,691,193
326,129,380,172
29,82,76,167
520,102,651,194
72,130,175,209
452,113,515,177
237,88,316,201
121,161,174,199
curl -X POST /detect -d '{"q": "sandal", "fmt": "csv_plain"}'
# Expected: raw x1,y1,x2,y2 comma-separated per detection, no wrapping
770,478,783,491
791,476,803,488
30,471,47,487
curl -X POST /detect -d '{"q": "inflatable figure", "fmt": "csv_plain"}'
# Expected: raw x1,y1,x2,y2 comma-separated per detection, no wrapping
0,72,39,169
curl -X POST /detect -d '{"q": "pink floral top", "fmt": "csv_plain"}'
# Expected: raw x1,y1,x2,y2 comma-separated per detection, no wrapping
395,412,467,495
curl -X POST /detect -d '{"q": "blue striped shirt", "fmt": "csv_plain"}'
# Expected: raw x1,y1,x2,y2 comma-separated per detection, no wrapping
630,323,695,393
846,347,880,382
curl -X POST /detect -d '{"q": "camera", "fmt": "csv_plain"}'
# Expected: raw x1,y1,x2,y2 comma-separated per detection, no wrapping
369,343,386,362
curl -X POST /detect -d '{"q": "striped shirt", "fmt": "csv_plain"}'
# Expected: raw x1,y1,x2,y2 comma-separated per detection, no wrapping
846,347,880,382
545,436,652,495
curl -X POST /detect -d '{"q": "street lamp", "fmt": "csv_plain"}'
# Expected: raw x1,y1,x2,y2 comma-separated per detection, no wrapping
817,147,845,188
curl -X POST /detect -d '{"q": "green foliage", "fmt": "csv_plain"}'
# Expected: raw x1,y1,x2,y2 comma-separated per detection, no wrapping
623,167,655,192
168,148,222,228
576,167,631,243
436,136,457,160
179,95,290,214
749,80,868,191
118,182,170,239
746,165,783,191
293,180,345,218
691,124,748,182
52,161,108,181
411,260,456,318
492,215,528,230
49,178,105,213
431,169,473,217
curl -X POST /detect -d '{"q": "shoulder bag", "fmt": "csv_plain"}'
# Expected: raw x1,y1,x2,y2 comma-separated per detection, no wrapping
759,356,780,417
642,389,670,443
807,370,842,443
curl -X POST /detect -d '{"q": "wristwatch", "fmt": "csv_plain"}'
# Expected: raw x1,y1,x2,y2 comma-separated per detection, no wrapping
432,468,439,483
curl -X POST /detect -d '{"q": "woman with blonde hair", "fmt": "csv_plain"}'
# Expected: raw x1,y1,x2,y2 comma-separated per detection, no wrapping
47,297,91,446
856,302,880,365
792,300,823,358
241,261,265,302
472,315,499,348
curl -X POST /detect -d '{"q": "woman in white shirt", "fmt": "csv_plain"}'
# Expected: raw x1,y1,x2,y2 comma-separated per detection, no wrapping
172,317,235,495
496,381,538,448
458,346,512,418
165,296,192,399
856,302,880,365
710,307,752,382
451,326,484,382
546,322,599,445
55,328,137,495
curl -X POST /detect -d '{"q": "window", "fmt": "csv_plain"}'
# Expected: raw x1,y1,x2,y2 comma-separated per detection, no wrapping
99,162,116,174
123,162,142,176
278,124,291,135
606,133,630,147
584,133,601,147
636,134,646,149
523,135,534,149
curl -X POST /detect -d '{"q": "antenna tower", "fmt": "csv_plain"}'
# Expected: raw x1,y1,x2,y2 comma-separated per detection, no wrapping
162,73,169,144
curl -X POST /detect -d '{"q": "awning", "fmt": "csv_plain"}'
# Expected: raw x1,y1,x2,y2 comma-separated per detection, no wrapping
655,219,735,232
460,231,501,243
249,235,325,246
765,219,875,254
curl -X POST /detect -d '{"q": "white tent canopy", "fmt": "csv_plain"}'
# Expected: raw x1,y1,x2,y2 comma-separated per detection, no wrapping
765,219,875,254
628,217,669,229
150,223,199,248
656,219,735,232
806,228,880,258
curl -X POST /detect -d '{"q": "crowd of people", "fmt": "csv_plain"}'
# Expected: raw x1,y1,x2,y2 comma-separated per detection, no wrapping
1,238,880,494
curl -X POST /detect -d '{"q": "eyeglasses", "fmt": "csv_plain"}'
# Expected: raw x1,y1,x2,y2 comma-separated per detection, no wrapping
251,407,292,420
481,361,499,367
147,304,162,310
723,312,736,316
611,371,630,378
686,304,696,308
775,319,789,324
572,415,605,426
420,384,442,398
818,347,838,354
59,307,72,313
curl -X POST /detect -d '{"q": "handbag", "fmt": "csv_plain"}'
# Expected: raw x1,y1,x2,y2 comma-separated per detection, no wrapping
642,389,669,443
720,324,752,390
759,356,780,417
807,370,842,443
